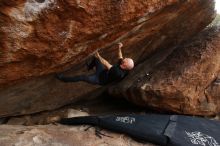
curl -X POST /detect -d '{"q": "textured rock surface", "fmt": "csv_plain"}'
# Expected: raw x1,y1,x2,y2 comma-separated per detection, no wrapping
0,0,216,117
109,26,220,116
0,0,180,86
0,75,103,117
205,76,220,110
0,124,156,146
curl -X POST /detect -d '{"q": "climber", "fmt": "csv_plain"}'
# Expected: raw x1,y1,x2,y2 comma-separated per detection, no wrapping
56,42,134,85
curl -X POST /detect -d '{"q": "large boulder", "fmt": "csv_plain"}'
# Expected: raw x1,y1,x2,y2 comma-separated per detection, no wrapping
109,26,220,116
0,0,216,117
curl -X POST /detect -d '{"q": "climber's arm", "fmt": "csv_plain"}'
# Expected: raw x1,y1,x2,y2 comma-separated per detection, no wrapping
95,52,112,70
118,42,123,59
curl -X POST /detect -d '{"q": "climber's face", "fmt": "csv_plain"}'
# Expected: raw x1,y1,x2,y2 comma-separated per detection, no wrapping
120,58,134,70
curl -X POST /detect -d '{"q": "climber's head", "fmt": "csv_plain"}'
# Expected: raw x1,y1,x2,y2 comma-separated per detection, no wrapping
120,58,134,70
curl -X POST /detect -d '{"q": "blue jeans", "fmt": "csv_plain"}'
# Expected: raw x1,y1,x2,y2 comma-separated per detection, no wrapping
57,58,105,85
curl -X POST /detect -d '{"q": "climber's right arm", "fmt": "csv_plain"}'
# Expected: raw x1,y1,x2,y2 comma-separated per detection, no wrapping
95,52,112,70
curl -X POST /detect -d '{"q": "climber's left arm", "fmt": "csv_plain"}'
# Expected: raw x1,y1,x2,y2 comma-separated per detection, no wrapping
95,52,113,70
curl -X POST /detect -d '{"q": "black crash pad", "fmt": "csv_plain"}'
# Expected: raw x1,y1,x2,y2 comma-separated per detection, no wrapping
59,114,220,146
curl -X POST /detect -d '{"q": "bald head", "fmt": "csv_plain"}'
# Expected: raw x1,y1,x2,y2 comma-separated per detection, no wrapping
120,58,134,70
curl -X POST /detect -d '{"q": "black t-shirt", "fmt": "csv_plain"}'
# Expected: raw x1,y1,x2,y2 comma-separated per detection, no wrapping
99,59,128,85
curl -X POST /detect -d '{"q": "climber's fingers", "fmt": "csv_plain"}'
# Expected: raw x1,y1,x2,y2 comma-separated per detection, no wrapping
118,42,123,48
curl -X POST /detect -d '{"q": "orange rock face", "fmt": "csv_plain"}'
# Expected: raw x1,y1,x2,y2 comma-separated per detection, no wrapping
0,0,179,86
0,0,216,117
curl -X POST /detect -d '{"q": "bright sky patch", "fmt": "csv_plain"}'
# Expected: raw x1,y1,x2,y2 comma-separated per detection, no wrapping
215,0,220,14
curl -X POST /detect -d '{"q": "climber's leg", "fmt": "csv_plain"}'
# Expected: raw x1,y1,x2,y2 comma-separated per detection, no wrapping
56,73,100,85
